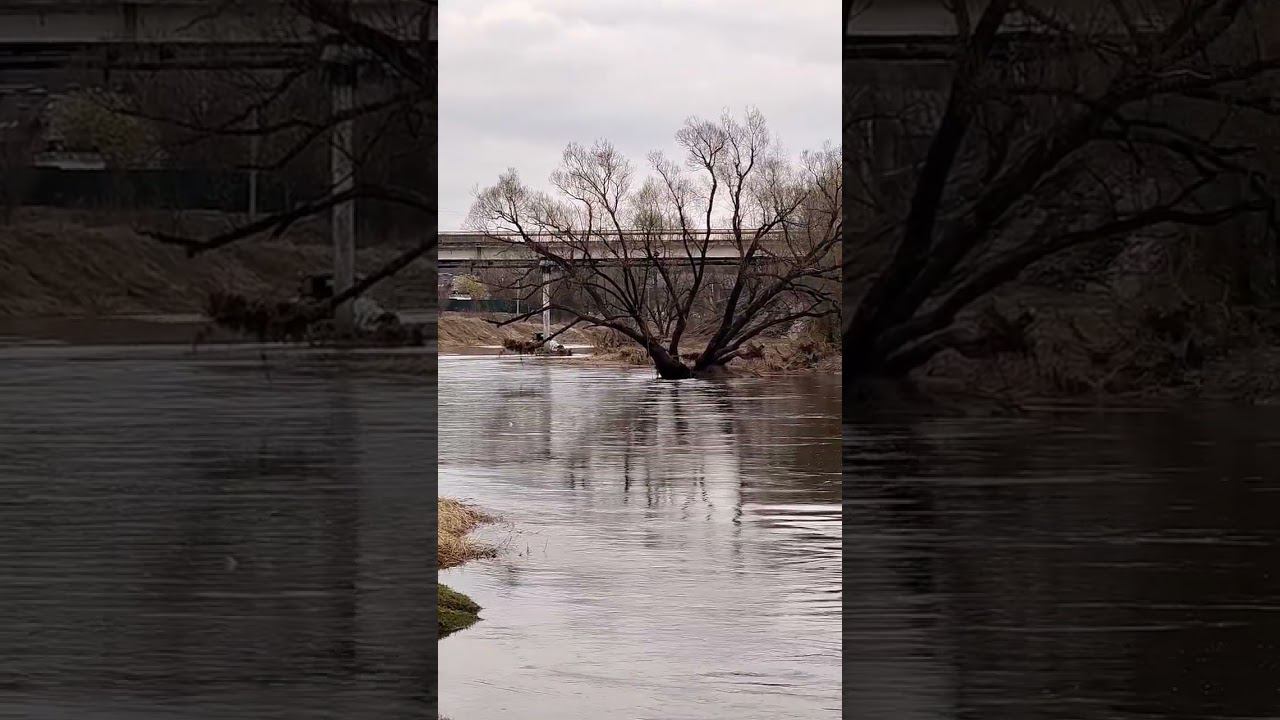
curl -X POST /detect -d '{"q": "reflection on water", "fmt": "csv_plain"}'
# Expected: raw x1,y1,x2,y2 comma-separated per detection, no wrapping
438,358,841,720
0,345,435,719
845,408,1280,720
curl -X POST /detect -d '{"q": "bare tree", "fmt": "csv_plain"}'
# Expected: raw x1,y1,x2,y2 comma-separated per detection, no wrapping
469,109,841,379
845,0,1280,385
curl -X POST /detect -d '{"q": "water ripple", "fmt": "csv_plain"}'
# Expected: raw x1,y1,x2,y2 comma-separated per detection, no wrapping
438,358,840,720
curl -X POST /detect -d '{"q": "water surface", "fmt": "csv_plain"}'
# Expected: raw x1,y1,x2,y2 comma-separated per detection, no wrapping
0,344,435,719
438,357,842,719
844,407,1280,719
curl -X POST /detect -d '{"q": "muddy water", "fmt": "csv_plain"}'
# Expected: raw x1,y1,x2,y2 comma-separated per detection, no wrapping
844,408,1280,720
437,358,841,719
0,344,435,719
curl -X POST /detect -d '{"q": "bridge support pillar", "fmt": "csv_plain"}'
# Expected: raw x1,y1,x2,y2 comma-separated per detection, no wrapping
248,106,261,219
329,61,358,336
541,265,552,338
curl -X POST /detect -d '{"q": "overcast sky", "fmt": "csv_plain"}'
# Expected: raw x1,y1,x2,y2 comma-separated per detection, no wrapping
438,1,840,230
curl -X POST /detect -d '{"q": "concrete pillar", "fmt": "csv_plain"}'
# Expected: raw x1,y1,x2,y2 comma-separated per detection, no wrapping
330,62,357,335
248,106,261,219
541,265,552,338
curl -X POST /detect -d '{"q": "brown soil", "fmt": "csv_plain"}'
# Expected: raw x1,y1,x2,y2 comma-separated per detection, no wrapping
0,208,433,317
437,312,595,352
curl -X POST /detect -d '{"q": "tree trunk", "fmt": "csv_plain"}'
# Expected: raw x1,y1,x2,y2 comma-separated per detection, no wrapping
647,342,692,380
844,329,891,378
691,351,720,374
844,326,920,392
844,333,947,412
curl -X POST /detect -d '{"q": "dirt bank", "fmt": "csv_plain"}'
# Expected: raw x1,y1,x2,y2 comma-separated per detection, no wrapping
437,312,595,352
438,498,495,638
439,311,840,375
913,285,1280,406
0,209,433,317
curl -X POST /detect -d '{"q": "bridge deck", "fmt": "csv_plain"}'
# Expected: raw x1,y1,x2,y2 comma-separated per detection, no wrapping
437,230,790,268
0,1,419,45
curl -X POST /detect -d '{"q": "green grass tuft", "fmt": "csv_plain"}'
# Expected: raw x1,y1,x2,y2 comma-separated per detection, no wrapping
439,584,482,638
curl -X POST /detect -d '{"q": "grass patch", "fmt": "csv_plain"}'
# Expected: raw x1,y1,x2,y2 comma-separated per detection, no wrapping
437,497,497,640
439,584,482,638
439,498,496,570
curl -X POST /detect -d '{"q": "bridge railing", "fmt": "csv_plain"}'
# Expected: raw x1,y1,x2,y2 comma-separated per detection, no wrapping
437,229,771,243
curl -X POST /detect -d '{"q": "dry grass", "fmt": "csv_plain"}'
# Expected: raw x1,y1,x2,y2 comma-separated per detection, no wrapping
585,329,840,376
200,290,427,347
438,498,497,640
438,498,496,570
733,338,841,376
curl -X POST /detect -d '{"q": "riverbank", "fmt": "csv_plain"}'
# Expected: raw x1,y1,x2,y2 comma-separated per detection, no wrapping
587,336,842,376
907,287,1280,407
438,311,840,376
437,312,594,352
0,209,432,316
438,498,495,638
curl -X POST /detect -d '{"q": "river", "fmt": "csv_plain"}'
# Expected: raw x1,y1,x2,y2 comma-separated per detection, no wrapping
437,357,843,719
845,406,1280,719
8,339,1272,719
0,343,436,719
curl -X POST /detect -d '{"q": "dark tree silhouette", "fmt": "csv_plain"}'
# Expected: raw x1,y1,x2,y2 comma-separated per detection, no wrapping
845,0,1280,387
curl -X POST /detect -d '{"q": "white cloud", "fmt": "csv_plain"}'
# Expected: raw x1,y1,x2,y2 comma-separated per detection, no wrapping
439,0,840,229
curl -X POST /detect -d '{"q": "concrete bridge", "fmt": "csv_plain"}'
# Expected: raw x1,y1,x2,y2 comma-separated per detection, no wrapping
845,0,1173,59
0,1,422,48
0,1,422,68
438,230,779,269
1,0,430,334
